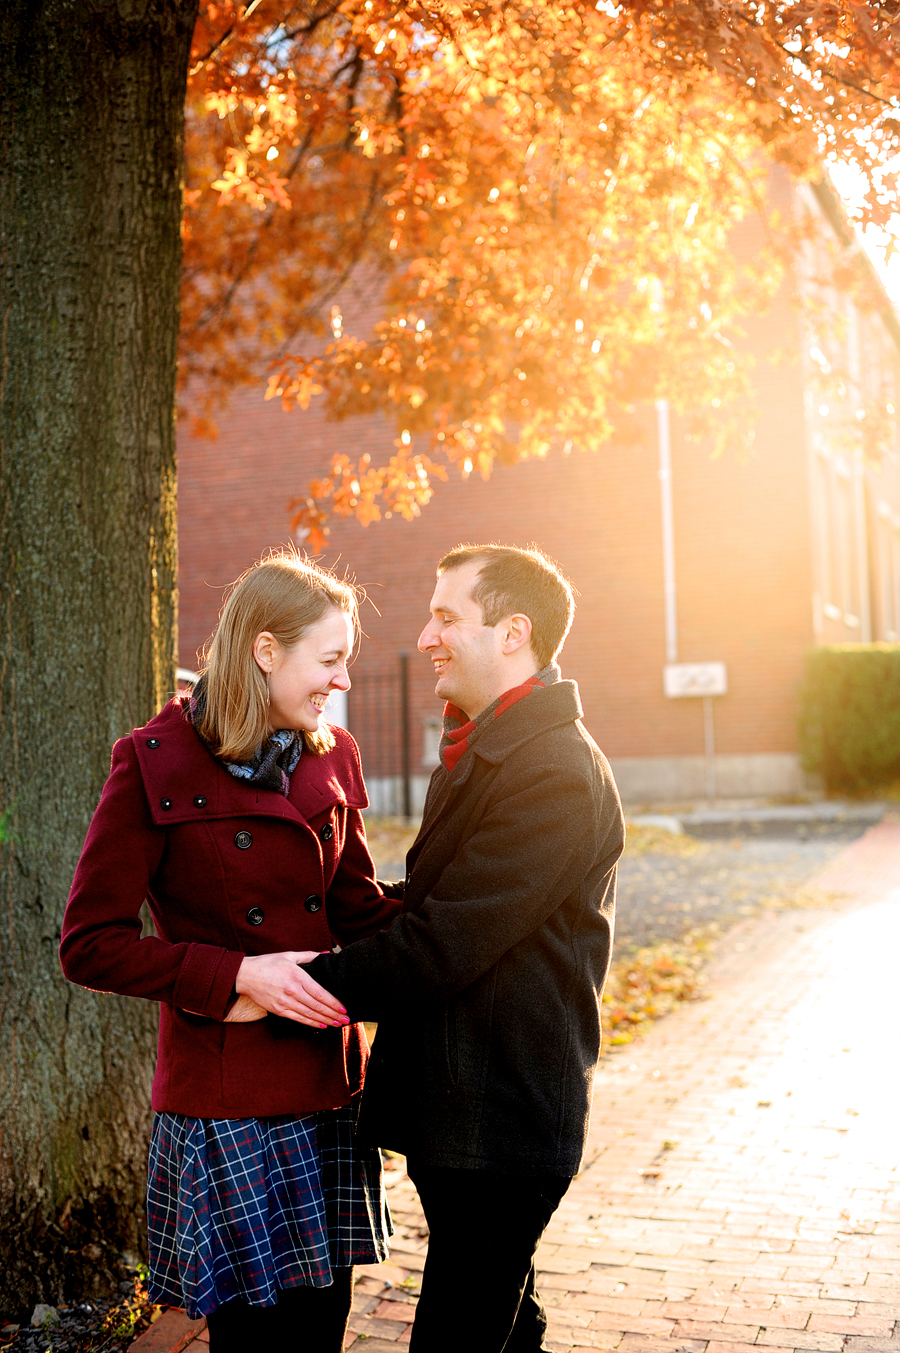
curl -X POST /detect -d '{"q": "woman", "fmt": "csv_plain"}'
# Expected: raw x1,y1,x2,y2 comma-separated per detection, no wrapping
60,552,399,1352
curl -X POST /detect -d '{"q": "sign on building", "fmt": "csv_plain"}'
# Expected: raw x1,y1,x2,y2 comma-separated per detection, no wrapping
663,662,728,699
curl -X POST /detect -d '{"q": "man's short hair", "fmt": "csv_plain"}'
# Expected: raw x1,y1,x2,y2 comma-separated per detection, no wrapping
437,544,575,668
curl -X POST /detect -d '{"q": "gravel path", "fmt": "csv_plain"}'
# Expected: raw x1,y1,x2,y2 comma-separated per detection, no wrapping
369,815,877,956
615,823,869,952
369,816,875,956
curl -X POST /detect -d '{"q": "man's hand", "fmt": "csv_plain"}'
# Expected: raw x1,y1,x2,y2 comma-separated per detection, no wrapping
235,950,349,1027
223,994,268,1023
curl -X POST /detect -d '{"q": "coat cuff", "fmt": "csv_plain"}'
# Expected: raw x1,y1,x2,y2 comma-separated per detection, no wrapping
173,943,245,1021
305,952,359,1017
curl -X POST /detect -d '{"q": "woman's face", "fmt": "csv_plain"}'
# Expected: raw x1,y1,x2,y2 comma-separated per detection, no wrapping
259,607,353,732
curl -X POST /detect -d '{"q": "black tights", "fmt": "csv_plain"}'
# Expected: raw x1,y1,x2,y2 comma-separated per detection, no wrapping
204,1267,354,1352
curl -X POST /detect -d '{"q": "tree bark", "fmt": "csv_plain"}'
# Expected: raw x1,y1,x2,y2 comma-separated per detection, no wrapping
0,0,198,1310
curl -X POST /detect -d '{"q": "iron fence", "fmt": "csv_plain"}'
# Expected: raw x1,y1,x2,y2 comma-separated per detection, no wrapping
347,652,413,818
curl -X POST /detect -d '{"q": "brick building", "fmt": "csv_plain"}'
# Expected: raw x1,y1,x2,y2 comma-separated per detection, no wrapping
177,181,900,807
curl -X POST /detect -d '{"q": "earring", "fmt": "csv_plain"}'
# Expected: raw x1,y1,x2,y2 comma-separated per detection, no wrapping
266,670,271,708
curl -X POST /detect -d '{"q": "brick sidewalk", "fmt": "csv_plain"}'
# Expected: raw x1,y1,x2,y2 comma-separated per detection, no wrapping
135,819,900,1352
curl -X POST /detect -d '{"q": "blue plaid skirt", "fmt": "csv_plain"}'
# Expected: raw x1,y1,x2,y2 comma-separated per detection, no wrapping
146,1107,391,1319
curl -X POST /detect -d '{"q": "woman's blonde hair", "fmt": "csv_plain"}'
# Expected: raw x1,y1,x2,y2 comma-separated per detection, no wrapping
196,551,359,761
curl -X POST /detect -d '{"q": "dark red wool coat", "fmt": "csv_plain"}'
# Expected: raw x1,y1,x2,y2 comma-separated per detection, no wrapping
60,698,398,1118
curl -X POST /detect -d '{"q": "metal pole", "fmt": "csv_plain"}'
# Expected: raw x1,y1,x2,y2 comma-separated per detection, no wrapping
703,695,717,802
399,651,412,820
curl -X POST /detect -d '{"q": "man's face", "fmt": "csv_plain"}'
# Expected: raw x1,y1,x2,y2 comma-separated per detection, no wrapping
417,561,507,719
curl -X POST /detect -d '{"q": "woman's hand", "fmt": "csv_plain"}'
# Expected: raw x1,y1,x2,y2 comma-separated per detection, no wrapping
235,950,348,1027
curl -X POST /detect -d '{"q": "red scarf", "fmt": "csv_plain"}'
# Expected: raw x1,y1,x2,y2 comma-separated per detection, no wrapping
441,674,547,773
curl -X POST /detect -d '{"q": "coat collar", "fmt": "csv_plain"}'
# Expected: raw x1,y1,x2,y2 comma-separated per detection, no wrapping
468,680,583,765
131,698,367,827
419,680,584,828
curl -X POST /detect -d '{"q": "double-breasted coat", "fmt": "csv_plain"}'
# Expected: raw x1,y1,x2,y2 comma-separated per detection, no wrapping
60,697,399,1119
306,680,625,1177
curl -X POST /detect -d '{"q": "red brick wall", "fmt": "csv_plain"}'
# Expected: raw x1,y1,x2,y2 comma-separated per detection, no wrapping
178,298,814,772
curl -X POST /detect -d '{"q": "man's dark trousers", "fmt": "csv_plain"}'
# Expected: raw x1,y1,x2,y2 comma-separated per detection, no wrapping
406,1161,571,1352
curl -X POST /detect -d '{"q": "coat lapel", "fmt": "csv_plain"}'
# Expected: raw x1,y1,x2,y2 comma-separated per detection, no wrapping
287,754,358,823
402,682,584,900
404,746,477,869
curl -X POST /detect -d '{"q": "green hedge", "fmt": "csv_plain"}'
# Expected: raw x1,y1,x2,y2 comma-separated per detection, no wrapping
798,644,900,793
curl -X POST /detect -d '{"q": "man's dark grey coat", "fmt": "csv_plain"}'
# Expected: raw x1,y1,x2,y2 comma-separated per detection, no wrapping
307,680,625,1177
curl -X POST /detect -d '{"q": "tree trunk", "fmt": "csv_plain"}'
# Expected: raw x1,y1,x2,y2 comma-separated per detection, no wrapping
0,0,198,1311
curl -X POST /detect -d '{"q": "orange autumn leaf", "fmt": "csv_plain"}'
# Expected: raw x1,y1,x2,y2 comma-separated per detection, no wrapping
183,1,900,548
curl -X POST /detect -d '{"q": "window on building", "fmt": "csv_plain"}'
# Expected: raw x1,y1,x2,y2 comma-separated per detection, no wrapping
813,444,860,628
876,502,900,640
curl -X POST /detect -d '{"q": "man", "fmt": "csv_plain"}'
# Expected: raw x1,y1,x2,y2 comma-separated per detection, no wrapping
306,543,624,1352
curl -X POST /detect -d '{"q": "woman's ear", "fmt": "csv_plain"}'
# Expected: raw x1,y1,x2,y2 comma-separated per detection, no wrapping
252,631,280,672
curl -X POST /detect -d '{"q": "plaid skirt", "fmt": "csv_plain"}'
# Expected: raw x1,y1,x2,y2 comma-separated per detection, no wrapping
146,1107,391,1319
